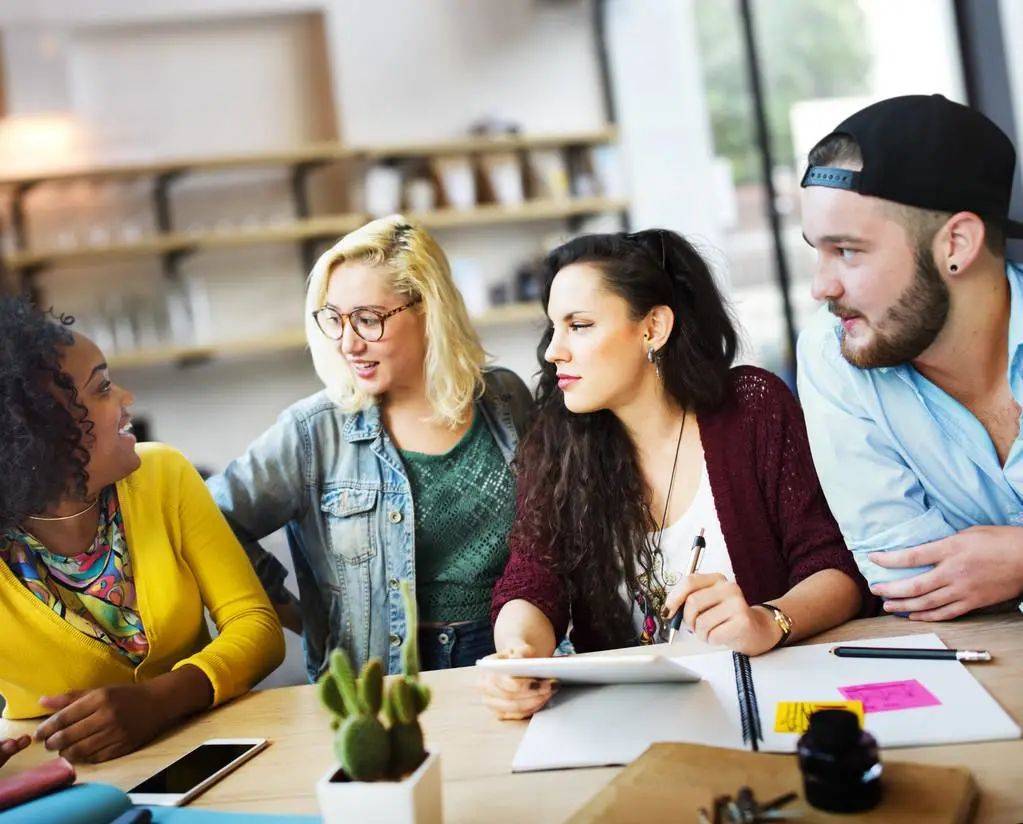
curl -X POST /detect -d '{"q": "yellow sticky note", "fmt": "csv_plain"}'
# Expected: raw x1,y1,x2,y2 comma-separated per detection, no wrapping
774,700,865,734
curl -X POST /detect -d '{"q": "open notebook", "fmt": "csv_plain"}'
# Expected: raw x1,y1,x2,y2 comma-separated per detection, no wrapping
511,633,1021,772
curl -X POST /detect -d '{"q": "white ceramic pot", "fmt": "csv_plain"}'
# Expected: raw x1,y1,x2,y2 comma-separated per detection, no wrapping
316,750,442,824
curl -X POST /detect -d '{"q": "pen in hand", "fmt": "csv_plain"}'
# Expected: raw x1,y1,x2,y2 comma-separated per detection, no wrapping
668,527,705,644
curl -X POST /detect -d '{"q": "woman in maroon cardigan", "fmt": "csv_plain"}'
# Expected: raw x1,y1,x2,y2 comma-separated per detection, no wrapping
482,229,873,720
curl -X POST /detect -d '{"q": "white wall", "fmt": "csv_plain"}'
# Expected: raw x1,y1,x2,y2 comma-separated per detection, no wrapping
1,1,604,147
67,14,336,157
604,0,723,255
1001,0,1023,158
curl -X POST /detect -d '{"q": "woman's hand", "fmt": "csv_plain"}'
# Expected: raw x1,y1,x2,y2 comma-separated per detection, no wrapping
663,573,782,656
0,735,30,768
35,665,214,763
478,643,558,721
34,684,170,764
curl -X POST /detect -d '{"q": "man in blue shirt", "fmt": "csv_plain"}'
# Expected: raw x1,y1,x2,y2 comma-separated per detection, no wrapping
796,94,1023,621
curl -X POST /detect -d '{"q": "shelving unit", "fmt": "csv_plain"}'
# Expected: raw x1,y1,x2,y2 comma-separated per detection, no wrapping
4,197,628,272
107,302,547,370
0,128,616,190
1,128,625,368
4,213,370,271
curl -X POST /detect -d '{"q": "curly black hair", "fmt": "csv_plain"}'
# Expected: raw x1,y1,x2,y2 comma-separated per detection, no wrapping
0,296,93,529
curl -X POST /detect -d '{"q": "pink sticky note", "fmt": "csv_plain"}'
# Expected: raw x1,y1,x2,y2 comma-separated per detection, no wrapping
837,679,941,713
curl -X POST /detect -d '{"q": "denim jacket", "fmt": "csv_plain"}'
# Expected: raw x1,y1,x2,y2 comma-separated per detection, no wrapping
207,368,533,681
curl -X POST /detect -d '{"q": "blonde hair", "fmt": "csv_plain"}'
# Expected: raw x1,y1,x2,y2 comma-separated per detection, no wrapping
305,215,487,427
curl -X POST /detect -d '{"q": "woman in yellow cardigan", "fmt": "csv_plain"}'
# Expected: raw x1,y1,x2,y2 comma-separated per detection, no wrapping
0,297,284,764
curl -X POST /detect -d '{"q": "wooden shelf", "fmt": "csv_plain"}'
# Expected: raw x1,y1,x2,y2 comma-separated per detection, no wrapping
361,127,619,159
108,328,310,370
0,143,358,189
411,196,629,230
4,213,368,271
475,302,546,326
5,198,627,271
107,303,547,370
0,128,618,189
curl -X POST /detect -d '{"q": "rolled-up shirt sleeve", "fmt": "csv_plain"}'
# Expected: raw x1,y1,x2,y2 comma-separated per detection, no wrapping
796,317,956,585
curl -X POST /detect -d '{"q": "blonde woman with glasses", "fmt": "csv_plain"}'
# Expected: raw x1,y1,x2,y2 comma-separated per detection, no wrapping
208,216,533,678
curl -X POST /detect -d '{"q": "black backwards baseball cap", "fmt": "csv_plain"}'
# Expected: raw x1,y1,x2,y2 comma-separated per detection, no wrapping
801,94,1023,238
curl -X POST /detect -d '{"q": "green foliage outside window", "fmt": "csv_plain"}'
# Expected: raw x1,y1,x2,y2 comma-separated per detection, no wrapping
695,0,872,185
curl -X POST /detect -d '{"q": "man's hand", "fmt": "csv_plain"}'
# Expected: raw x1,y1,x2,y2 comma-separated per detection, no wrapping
0,735,30,768
663,573,783,656
869,526,1023,620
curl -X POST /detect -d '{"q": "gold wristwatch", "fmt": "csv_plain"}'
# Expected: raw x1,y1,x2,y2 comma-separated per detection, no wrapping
758,602,793,649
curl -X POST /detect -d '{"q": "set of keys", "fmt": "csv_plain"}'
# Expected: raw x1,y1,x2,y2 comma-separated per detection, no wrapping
697,787,801,823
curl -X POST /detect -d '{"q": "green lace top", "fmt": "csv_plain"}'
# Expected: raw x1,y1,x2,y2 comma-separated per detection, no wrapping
398,412,515,624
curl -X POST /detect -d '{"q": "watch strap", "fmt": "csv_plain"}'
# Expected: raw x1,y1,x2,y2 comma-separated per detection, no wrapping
758,602,792,650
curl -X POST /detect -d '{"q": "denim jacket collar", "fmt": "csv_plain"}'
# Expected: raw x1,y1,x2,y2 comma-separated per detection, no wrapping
341,370,530,459
343,405,382,443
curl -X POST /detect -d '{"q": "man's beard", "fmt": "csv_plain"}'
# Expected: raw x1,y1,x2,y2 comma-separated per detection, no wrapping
831,246,950,369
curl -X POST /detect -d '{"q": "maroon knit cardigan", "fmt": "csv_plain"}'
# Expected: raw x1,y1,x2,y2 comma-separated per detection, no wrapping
491,365,876,652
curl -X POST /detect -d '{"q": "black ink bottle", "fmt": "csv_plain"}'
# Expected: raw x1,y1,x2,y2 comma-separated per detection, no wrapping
797,708,882,813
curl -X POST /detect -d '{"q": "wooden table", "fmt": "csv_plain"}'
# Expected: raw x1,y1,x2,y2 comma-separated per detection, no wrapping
2,614,1021,822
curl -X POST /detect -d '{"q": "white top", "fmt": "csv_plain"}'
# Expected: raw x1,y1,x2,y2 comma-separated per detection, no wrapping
624,458,733,642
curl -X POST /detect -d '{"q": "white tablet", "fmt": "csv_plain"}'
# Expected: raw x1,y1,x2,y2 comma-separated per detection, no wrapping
476,654,702,685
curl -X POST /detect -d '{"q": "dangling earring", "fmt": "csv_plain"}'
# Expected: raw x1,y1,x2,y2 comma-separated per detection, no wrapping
648,346,662,378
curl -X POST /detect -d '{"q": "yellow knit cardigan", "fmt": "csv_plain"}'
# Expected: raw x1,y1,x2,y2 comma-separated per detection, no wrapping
0,443,285,719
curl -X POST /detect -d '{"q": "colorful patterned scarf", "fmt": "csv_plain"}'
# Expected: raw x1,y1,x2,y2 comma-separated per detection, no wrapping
1,487,149,664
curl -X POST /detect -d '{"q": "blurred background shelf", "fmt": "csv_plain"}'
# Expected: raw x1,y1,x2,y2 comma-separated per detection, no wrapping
107,328,310,370
5,197,628,272
359,127,618,159
5,213,369,271
410,196,628,230
106,302,547,370
0,128,617,189
0,143,358,189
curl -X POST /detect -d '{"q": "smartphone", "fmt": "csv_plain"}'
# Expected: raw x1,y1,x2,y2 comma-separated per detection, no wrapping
126,738,269,807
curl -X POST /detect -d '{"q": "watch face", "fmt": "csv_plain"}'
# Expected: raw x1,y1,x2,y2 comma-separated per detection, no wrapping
768,605,792,634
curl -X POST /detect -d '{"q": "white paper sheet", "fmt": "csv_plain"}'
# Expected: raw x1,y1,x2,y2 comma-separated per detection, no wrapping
754,633,1021,752
511,650,741,771
511,633,1020,772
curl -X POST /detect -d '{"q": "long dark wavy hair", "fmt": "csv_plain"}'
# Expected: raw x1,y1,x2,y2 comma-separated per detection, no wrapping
0,296,93,529
514,230,739,645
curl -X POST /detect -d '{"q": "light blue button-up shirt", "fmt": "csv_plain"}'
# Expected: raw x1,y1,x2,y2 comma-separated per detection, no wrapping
796,260,1023,586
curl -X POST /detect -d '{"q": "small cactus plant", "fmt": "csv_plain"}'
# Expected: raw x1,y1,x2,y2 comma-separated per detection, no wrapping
318,581,432,782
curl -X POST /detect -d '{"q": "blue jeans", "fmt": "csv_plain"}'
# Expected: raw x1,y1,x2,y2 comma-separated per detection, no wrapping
418,618,495,671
